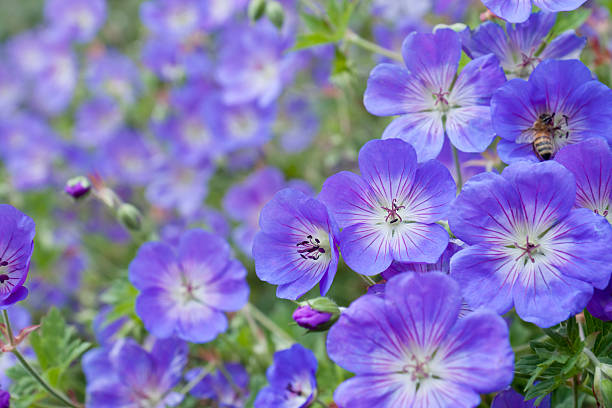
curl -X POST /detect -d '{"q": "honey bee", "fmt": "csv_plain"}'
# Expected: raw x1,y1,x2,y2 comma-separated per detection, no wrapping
517,113,569,161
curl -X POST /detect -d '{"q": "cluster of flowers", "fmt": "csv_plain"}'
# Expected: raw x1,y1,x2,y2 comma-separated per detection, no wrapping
0,0,611,407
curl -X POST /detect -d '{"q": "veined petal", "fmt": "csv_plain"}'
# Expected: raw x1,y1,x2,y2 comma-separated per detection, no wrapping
512,260,593,327
364,63,424,116
358,139,418,204
446,105,496,153
178,229,231,284
497,139,539,165
546,208,612,289
507,12,556,53
528,59,593,112
200,260,249,311
339,223,393,275
482,0,532,23
438,311,514,393
381,113,445,162
462,22,512,65
327,294,406,374
385,273,461,351
389,222,449,264
176,302,227,343
555,138,612,215
450,245,517,315
403,160,455,223
401,29,460,92
501,161,575,228
540,32,586,60
318,171,378,229
534,0,588,13
135,287,179,339
491,78,539,142
333,374,417,408
451,54,506,106
128,242,177,291
449,172,524,245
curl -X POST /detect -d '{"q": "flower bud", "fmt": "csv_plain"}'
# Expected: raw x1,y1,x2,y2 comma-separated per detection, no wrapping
117,203,142,231
266,1,284,29
0,390,9,408
292,297,340,331
248,0,267,21
64,176,91,199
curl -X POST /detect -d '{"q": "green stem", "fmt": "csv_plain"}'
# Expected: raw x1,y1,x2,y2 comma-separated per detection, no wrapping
357,273,376,286
12,349,81,408
573,375,579,408
345,30,403,62
3,310,80,408
452,145,463,192
314,397,328,407
247,303,295,344
2,310,14,346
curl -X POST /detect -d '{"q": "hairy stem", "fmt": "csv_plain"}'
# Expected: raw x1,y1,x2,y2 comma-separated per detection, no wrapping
452,145,463,192
345,30,403,62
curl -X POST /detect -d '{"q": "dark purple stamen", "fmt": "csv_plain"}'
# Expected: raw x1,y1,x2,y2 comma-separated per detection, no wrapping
0,261,8,267
0,274,9,284
297,235,325,260
286,383,303,397
515,235,540,263
433,88,450,106
381,198,405,224
595,209,609,217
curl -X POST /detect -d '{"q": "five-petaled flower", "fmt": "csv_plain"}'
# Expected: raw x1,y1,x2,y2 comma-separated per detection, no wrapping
129,229,249,343
364,28,506,161
449,161,612,327
327,272,514,407
253,188,339,300
319,138,455,275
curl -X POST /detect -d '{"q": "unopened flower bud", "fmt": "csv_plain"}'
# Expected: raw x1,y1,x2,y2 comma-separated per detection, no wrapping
0,390,9,408
248,0,267,21
293,297,340,331
65,176,91,199
117,203,142,231
266,1,284,29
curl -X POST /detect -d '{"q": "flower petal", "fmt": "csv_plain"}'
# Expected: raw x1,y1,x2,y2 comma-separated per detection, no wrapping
381,113,445,162
363,63,418,116
388,222,450,264
491,78,539,142
403,160,456,223
339,223,393,275
482,0,532,23
176,302,227,343
128,242,176,290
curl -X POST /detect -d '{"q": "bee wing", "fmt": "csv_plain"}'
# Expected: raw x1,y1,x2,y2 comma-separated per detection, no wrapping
516,128,536,144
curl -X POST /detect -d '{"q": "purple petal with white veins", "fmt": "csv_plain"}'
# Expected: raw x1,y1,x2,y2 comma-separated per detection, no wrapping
363,64,416,116
128,242,177,291
555,138,612,215
501,161,575,228
450,245,517,315
358,139,418,205
506,12,555,53
403,160,455,223
177,303,228,343
381,113,445,162
113,340,155,391
318,171,378,229
540,32,586,60
200,260,249,311
339,223,393,275
534,0,588,13
388,223,450,264
449,172,523,245
512,260,593,328
401,29,460,92
482,0,532,23
491,78,539,142
497,139,539,164
178,229,231,283
528,59,593,112
438,311,514,393
135,287,179,339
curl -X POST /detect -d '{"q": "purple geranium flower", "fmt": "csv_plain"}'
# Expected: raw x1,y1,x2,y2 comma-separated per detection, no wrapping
74,96,123,147
0,390,8,408
449,161,612,327
327,272,514,407
318,139,455,275
462,12,585,78
186,363,249,407
363,28,506,161
254,344,318,408
481,0,587,23
129,229,249,343
85,50,142,105
555,138,612,223
0,205,35,309
83,337,187,407
0,64,24,117
216,23,298,107
140,0,207,41
492,59,612,164
44,0,106,43
492,387,550,408
587,278,612,321
253,188,339,300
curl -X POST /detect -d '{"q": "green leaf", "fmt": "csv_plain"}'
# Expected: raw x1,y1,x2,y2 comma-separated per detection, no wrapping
549,8,591,39
293,32,336,50
300,12,332,35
